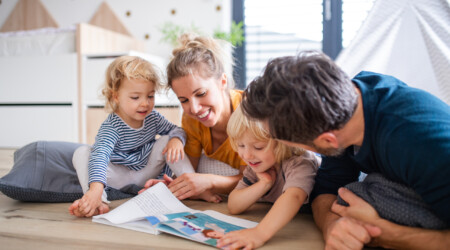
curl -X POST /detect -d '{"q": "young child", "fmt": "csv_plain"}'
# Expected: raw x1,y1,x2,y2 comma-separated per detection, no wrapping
216,105,321,249
69,56,194,217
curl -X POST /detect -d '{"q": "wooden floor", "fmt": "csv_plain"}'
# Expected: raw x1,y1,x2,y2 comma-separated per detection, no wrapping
0,149,325,249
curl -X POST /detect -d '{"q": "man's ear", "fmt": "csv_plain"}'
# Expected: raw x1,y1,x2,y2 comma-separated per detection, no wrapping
314,132,339,148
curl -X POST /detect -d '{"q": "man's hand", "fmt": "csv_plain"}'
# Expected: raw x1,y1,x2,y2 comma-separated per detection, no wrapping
324,188,382,250
324,216,381,250
330,187,450,250
331,187,381,223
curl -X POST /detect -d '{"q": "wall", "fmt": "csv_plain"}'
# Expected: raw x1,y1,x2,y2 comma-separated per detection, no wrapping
0,0,232,59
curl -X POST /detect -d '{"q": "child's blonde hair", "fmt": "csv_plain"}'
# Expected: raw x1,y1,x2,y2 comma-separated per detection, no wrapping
227,105,303,164
102,56,163,112
166,33,235,89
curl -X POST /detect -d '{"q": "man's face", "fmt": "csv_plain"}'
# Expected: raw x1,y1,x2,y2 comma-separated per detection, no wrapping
278,139,345,157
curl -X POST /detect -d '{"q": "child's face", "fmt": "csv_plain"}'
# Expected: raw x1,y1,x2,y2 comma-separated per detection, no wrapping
171,72,227,128
113,78,155,128
236,130,277,173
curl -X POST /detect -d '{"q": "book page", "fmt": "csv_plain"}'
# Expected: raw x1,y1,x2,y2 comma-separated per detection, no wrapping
156,212,258,247
202,210,258,228
93,182,193,225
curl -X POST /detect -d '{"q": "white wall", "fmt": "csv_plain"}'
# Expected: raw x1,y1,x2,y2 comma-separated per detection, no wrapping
0,0,232,59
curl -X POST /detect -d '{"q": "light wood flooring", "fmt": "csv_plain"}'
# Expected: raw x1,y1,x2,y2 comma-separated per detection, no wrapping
0,149,324,249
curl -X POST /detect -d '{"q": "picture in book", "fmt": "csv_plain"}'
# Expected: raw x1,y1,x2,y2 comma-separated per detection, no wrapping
148,211,247,247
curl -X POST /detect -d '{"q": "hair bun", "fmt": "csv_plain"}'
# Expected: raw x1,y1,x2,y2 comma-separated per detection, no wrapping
167,33,235,89
172,33,201,57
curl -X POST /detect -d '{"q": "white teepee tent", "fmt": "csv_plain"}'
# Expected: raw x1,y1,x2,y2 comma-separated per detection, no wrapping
336,0,450,104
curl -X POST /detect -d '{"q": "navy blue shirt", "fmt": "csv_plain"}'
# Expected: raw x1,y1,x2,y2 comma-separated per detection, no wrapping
311,71,450,225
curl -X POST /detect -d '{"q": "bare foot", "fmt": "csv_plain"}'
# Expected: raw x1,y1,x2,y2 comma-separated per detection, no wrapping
68,199,110,217
192,190,222,203
69,199,81,216
96,202,110,215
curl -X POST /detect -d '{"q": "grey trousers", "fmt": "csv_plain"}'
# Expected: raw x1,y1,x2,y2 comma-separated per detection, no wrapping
72,135,195,202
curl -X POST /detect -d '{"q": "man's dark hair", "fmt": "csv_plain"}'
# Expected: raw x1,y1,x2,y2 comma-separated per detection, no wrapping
241,51,358,144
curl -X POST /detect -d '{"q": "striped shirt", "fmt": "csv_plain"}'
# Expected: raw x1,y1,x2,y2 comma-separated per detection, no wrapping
88,111,186,185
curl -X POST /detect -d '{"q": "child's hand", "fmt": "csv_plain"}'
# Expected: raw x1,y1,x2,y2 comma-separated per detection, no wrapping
77,182,104,217
216,228,268,250
69,199,109,217
162,138,184,163
138,174,174,194
256,167,276,187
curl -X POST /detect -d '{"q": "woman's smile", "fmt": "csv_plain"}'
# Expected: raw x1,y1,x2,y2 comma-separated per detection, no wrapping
197,109,211,119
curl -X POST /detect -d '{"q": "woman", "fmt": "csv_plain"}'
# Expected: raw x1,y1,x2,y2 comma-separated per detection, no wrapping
143,33,246,202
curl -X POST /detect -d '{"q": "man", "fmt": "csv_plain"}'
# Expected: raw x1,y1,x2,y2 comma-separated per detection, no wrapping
240,51,450,250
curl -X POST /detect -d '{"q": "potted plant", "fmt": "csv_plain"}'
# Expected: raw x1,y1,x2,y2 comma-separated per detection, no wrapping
159,21,244,47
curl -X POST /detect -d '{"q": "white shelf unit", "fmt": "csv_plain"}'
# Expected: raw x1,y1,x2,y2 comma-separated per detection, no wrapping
0,54,79,148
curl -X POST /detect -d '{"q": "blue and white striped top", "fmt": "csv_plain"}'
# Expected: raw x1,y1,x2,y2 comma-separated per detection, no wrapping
88,111,186,185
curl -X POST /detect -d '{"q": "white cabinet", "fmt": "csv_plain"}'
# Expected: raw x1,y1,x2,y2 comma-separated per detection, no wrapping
0,54,78,148
0,52,180,148
0,106,77,148
0,54,77,103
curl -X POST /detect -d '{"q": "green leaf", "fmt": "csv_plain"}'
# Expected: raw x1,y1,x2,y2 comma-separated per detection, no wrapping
159,21,245,47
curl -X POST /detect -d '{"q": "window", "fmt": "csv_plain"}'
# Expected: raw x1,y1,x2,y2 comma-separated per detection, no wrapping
244,0,323,86
234,0,375,87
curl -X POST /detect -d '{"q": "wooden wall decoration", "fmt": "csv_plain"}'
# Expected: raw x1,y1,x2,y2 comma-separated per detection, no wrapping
0,0,58,32
89,2,132,37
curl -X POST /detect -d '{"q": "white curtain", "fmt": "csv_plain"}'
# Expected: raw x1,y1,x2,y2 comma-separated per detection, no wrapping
336,0,450,104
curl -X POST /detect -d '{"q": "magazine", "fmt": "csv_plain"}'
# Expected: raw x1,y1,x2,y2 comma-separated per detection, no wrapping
92,182,257,237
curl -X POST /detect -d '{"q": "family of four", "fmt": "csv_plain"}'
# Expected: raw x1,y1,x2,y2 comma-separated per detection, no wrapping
68,34,450,250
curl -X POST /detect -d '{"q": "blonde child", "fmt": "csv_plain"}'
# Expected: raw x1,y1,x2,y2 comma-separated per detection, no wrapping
69,56,194,217
216,105,321,249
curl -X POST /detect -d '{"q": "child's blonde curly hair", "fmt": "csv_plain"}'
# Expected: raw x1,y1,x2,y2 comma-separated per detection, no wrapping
227,105,304,164
102,56,163,112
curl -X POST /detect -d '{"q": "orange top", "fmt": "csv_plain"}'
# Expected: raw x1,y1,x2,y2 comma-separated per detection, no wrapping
182,89,245,169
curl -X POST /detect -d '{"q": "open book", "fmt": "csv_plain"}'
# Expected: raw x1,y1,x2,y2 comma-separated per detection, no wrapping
92,182,257,239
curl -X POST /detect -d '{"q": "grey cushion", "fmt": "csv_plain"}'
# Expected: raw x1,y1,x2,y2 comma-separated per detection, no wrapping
337,173,447,229
0,141,137,202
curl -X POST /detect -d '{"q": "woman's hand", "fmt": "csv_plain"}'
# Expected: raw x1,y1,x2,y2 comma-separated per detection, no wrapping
217,227,268,250
162,138,185,163
138,174,174,194
168,173,213,200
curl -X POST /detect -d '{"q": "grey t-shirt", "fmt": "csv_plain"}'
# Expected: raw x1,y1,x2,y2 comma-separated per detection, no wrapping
235,151,320,203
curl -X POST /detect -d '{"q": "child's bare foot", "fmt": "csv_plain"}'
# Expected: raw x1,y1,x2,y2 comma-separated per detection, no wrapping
192,190,222,203
68,199,110,217
69,199,81,216
96,202,110,215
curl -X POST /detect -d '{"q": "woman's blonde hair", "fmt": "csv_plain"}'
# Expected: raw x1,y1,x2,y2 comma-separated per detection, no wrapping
227,105,303,164
102,56,163,112
166,33,235,89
